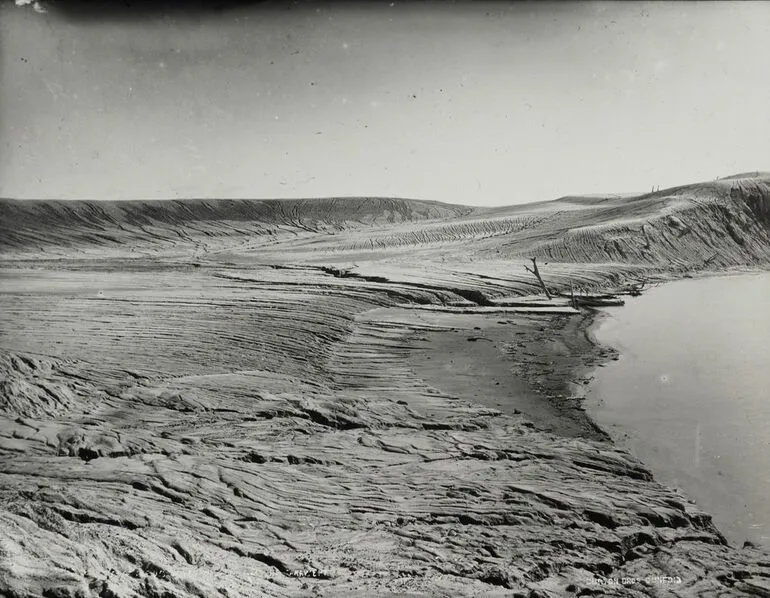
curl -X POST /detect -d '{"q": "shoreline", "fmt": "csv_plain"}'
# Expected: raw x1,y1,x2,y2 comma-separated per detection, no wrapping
398,286,763,552
402,308,615,443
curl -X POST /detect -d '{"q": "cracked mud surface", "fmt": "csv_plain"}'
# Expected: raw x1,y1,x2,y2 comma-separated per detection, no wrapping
2,176,770,597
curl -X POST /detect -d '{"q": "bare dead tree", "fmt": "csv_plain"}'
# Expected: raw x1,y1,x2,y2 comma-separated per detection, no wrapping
524,257,552,300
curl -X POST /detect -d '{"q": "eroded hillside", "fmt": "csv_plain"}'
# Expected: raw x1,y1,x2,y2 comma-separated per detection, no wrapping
1,175,770,597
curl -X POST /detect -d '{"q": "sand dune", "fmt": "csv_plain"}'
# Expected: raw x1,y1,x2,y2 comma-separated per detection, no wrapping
1,175,770,597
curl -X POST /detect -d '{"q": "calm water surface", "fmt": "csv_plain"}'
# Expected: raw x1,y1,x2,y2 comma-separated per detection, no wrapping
587,271,770,547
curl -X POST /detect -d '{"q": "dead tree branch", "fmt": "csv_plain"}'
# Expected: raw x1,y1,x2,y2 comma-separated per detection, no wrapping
523,257,552,300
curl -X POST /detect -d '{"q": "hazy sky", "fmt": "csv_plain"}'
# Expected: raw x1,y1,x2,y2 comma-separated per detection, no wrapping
2,0,769,206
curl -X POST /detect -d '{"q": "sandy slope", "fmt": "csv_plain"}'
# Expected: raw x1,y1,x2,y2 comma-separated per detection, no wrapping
1,175,770,597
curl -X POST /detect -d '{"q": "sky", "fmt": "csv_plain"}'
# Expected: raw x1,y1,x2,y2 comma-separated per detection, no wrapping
1,0,769,206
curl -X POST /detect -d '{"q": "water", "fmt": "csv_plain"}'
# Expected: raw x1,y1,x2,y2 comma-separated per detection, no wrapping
586,271,770,547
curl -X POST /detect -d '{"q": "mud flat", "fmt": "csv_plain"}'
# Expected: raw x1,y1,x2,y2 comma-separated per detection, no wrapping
2,175,770,597
403,310,612,441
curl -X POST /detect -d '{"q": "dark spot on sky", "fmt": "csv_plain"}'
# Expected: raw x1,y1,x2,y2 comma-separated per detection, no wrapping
47,0,479,21
48,0,275,21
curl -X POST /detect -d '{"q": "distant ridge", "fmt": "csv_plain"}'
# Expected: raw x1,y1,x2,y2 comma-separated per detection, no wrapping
719,171,770,180
0,196,477,254
2,175,769,267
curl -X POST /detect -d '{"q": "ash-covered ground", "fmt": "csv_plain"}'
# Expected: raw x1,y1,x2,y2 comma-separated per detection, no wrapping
1,175,770,597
